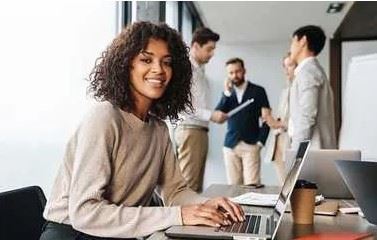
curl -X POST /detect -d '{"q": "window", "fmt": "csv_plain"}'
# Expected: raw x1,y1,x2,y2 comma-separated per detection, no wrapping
165,1,179,30
177,2,204,45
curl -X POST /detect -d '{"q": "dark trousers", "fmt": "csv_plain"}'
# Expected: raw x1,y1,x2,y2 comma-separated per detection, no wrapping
39,221,137,240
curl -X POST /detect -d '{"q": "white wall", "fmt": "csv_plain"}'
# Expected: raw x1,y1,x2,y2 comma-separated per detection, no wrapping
0,1,116,195
202,40,330,188
341,40,377,118
340,41,377,160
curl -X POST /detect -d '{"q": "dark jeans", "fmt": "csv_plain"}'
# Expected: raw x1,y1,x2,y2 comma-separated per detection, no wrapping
39,221,137,240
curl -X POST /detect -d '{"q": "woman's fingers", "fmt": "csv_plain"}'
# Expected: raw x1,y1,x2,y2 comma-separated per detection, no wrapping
196,205,231,225
205,197,245,222
181,197,247,228
181,204,232,227
225,199,245,221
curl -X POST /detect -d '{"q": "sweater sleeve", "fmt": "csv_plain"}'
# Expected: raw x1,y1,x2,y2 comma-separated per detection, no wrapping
67,112,185,238
158,131,209,206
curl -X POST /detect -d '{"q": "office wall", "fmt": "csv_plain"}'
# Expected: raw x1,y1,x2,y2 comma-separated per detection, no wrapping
203,41,329,188
341,41,377,118
340,41,377,160
0,1,116,195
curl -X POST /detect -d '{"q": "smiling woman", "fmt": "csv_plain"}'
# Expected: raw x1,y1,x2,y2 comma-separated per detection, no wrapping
39,21,244,240
129,38,174,119
87,21,193,121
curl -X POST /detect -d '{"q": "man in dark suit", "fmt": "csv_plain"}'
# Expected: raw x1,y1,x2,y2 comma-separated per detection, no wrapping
216,58,270,185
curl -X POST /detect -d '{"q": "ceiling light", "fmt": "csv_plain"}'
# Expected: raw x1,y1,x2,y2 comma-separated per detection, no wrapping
327,2,345,14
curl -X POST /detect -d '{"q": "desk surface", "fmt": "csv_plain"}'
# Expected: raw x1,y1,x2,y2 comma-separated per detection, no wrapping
148,184,377,240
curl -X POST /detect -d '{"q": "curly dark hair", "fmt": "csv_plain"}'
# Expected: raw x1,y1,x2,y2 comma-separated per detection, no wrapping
88,21,193,120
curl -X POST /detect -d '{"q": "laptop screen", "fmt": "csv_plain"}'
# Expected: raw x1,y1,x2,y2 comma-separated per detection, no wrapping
274,140,311,217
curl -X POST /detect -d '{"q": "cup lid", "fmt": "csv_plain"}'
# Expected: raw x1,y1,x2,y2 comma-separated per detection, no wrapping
294,179,317,189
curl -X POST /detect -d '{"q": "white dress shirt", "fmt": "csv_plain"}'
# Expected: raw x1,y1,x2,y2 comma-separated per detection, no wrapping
179,57,212,128
234,81,247,103
224,80,247,104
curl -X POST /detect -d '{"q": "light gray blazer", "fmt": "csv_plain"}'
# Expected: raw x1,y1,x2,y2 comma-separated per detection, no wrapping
289,58,337,150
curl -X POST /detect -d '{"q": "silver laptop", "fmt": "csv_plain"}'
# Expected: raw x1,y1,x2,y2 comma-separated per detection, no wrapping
165,140,311,240
285,150,361,199
335,160,377,225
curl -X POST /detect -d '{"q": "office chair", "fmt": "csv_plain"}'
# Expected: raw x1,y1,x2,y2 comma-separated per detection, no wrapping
0,186,47,240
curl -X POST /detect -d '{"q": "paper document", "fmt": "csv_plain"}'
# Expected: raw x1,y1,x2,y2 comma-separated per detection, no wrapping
339,207,361,214
231,192,278,207
227,98,254,117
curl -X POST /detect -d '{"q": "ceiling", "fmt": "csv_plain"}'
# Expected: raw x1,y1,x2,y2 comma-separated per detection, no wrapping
195,1,353,44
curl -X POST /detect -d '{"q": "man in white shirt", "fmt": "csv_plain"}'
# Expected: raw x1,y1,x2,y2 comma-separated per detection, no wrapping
175,27,226,192
288,25,336,150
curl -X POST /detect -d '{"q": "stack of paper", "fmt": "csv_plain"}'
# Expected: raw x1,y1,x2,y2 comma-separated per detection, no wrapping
231,192,279,207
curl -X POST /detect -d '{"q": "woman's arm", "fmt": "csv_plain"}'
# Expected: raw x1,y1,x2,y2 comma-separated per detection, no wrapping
158,130,244,226
66,112,185,238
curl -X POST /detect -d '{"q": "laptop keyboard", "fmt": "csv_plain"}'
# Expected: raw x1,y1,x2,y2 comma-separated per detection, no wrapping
266,217,271,235
217,215,261,234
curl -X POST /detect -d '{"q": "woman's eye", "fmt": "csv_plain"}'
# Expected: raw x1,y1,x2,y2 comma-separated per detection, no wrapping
141,58,152,64
163,59,172,67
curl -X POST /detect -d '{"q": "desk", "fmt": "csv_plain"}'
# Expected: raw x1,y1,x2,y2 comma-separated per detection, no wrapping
148,184,377,240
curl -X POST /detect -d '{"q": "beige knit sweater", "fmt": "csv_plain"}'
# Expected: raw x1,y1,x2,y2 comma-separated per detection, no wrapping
43,102,207,238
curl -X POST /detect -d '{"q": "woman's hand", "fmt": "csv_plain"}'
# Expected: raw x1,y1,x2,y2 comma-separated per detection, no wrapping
181,203,230,227
262,109,286,130
204,197,245,223
181,197,245,227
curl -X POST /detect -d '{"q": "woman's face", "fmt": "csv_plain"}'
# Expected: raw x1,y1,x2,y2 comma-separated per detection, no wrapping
130,38,173,105
283,56,296,81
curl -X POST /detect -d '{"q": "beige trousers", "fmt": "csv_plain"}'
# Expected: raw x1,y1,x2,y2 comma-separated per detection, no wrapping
223,141,261,185
174,127,208,192
272,133,289,185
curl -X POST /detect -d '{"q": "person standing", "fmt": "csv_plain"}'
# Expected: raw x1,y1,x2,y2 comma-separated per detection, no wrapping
216,58,270,185
288,25,337,150
264,53,297,184
174,27,226,192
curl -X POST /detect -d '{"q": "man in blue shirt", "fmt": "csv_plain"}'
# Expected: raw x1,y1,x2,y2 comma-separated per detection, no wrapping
216,58,270,185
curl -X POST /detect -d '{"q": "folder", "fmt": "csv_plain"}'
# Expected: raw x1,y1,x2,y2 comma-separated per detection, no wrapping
285,200,339,216
314,200,339,216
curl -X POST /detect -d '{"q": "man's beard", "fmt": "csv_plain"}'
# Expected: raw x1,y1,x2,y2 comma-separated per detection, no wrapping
232,77,245,86
202,57,210,64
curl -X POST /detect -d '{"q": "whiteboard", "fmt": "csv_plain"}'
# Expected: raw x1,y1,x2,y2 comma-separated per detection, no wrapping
339,53,377,160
